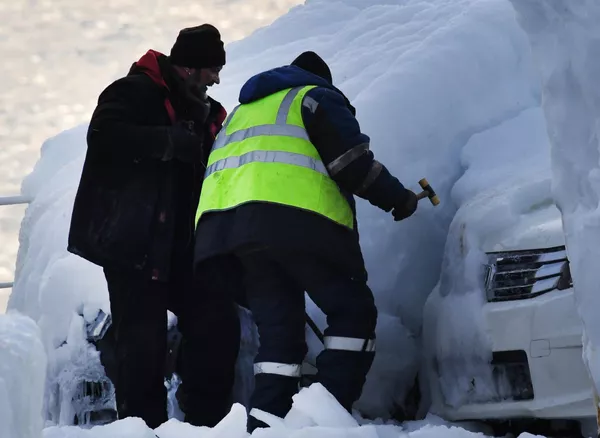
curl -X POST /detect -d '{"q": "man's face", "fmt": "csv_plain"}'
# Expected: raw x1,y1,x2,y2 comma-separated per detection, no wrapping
198,66,221,87
181,66,221,91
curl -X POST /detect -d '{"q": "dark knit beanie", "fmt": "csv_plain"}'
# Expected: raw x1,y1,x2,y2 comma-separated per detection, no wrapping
169,24,226,69
291,51,333,84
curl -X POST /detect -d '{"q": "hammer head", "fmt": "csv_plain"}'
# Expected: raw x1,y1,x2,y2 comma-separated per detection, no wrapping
418,178,440,206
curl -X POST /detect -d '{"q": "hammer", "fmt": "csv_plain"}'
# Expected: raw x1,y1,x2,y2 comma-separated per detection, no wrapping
416,178,440,206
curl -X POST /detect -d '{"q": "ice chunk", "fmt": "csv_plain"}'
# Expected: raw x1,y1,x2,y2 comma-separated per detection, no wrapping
157,404,249,438
0,312,47,438
205,403,249,438
249,408,287,430
283,406,317,429
290,383,358,428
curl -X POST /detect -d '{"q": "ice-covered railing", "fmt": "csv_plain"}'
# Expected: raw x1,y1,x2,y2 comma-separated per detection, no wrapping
0,195,32,289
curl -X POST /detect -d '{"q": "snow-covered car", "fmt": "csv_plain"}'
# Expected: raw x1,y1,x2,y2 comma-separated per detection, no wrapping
422,177,595,435
68,309,185,426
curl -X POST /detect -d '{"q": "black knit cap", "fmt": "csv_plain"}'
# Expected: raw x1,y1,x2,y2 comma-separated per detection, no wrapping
291,51,333,84
169,24,226,69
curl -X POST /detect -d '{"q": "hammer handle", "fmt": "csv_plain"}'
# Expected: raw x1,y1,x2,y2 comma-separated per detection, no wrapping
416,190,429,201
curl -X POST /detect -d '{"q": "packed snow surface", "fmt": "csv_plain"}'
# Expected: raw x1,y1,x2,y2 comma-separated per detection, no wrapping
4,0,562,436
42,383,500,438
507,0,600,401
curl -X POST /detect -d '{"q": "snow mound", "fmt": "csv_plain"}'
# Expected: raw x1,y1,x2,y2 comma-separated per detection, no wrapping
44,383,500,438
214,0,542,417
507,0,600,400
8,0,550,430
0,312,47,438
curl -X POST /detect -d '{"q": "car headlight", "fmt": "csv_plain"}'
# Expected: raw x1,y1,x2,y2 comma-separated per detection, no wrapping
86,309,112,343
484,246,573,302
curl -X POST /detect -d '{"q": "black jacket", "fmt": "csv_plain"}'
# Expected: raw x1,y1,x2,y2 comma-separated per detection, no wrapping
68,50,226,281
194,66,410,278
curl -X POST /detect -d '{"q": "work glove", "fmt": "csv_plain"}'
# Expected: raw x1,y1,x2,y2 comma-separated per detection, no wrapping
392,189,418,221
167,121,203,164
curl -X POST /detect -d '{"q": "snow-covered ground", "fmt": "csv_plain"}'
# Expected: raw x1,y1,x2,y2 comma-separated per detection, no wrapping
508,0,600,414
3,0,590,436
0,0,303,300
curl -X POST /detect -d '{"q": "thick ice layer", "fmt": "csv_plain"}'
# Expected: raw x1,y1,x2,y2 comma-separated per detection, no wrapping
422,106,556,410
507,0,600,398
6,125,116,425
9,0,549,429
0,312,47,438
212,0,543,415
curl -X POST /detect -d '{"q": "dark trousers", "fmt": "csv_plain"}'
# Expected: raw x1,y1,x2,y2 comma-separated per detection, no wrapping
238,248,377,428
103,267,173,429
176,255,242,427
103,255,242,429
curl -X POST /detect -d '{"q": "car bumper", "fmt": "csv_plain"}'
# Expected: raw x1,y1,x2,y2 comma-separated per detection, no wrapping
430,288,595,421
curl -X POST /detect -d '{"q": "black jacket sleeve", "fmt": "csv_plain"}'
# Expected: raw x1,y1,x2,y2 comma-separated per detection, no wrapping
86,76,177,162
302,87,411,212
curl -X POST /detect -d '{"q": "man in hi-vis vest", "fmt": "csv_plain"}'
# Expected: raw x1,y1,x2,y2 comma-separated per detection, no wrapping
194,51,418,430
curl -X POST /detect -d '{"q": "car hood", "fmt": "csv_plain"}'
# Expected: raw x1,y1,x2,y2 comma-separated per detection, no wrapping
455,170,565,254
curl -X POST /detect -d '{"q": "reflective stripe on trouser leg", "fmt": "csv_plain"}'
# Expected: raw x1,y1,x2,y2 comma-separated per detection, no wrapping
254,362,302,377
323,336,375,352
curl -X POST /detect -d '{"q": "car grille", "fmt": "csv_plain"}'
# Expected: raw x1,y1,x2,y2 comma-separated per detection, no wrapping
71,380,117,426
484,246,572,302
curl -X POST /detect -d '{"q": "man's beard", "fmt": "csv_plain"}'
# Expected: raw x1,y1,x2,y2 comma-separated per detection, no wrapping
186,81,208,102
182,78,211,123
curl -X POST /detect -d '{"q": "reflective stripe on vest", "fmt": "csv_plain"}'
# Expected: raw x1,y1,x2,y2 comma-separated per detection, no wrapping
210,86,309,152
196,85,354,229
205,150,328,178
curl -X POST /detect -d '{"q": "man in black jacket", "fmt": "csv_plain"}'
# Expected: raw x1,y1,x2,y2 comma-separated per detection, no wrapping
193,51,418,430
67,25,232,428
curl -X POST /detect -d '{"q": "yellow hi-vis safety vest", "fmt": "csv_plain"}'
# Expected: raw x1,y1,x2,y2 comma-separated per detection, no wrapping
196,85,354,229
